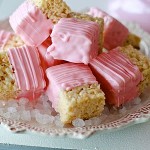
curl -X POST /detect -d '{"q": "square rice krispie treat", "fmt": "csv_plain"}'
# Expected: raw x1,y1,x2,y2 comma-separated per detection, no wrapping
47,18,101,64
0,30,24,51
0,45,46,100
68,12,104,52
89,48,143,107
9,0,53,47
46,63,105,124
120,45,150,93
88,7,129,50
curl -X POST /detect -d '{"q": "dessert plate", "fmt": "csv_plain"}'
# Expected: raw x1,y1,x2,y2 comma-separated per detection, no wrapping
0,19,150,139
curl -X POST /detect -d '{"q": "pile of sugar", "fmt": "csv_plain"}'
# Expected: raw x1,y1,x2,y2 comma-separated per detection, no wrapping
0,95,63,128
0,95,141,128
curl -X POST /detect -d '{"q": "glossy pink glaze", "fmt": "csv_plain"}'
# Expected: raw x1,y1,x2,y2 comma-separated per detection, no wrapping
8,45,46,100
46,63,98,109
89,48,143,106
38,37,64,71
9,0,53,47
108,0,150,33
88,7,129,50
0,30,13,50
47,18,100,64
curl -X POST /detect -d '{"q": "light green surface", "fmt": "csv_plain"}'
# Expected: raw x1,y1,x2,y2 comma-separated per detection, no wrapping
0,121,150,150
0,0,24,20
0,144,60,150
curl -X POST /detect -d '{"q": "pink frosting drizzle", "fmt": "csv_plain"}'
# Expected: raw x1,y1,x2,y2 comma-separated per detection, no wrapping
9,0,53,47
88,7,129,50
46,63,98,108
8,45,46,100
90,48,143,106
0,30,13,50
47,18,100,64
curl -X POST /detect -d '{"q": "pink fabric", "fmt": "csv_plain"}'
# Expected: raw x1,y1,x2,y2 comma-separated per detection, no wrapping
47,18,100,64
108,0,150,33
89,48,143,107
46,63,98,109
9,0,53,47
8,45,46,100
88,7,129,50
0,30,13,50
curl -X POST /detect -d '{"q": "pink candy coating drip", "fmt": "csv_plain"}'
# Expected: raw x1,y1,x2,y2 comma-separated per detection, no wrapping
46,63,98,109
90,48,143,107
38,37,64,71
9,0,53,47
88,7,129,50
8,45,46,100
47,18,100,64
0,30,13,50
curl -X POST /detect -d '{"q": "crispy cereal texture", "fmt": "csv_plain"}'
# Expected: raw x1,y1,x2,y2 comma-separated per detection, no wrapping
30,0,71,24
120,45,150,93
0,52,19,100
123,33,141,49
58,84,105,124
68,12,104,53
2,35,24,51
0,34,23,99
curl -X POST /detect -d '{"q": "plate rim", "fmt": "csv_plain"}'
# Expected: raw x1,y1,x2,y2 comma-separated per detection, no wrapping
1,95,150,139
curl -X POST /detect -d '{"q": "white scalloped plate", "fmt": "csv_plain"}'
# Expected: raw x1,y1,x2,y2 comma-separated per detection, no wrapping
0,19,150,139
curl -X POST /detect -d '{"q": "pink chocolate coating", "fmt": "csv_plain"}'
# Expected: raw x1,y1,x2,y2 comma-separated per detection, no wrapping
47,18,100,64
8,45,46,100
9,0,53,47
38,37,64,71
89,48,143,107
0,30,13,50
88,7,129,50
46,63,98,109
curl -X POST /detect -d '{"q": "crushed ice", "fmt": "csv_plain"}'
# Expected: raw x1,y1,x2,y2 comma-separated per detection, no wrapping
0,96,142,127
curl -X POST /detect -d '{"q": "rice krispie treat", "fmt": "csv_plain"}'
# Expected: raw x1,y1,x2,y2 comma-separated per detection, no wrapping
0,45,46,100
0,30,12,50
89,48,143,107
47,18,101,64
0,30,24,51
9,0,53,47
123,33,141,49
46,63,105,124
88,7,129,50
68,12,104,52
30,0,71,24
120,45,150,93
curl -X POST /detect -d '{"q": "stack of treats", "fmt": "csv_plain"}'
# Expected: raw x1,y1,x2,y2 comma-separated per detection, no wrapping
0,0,150,124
